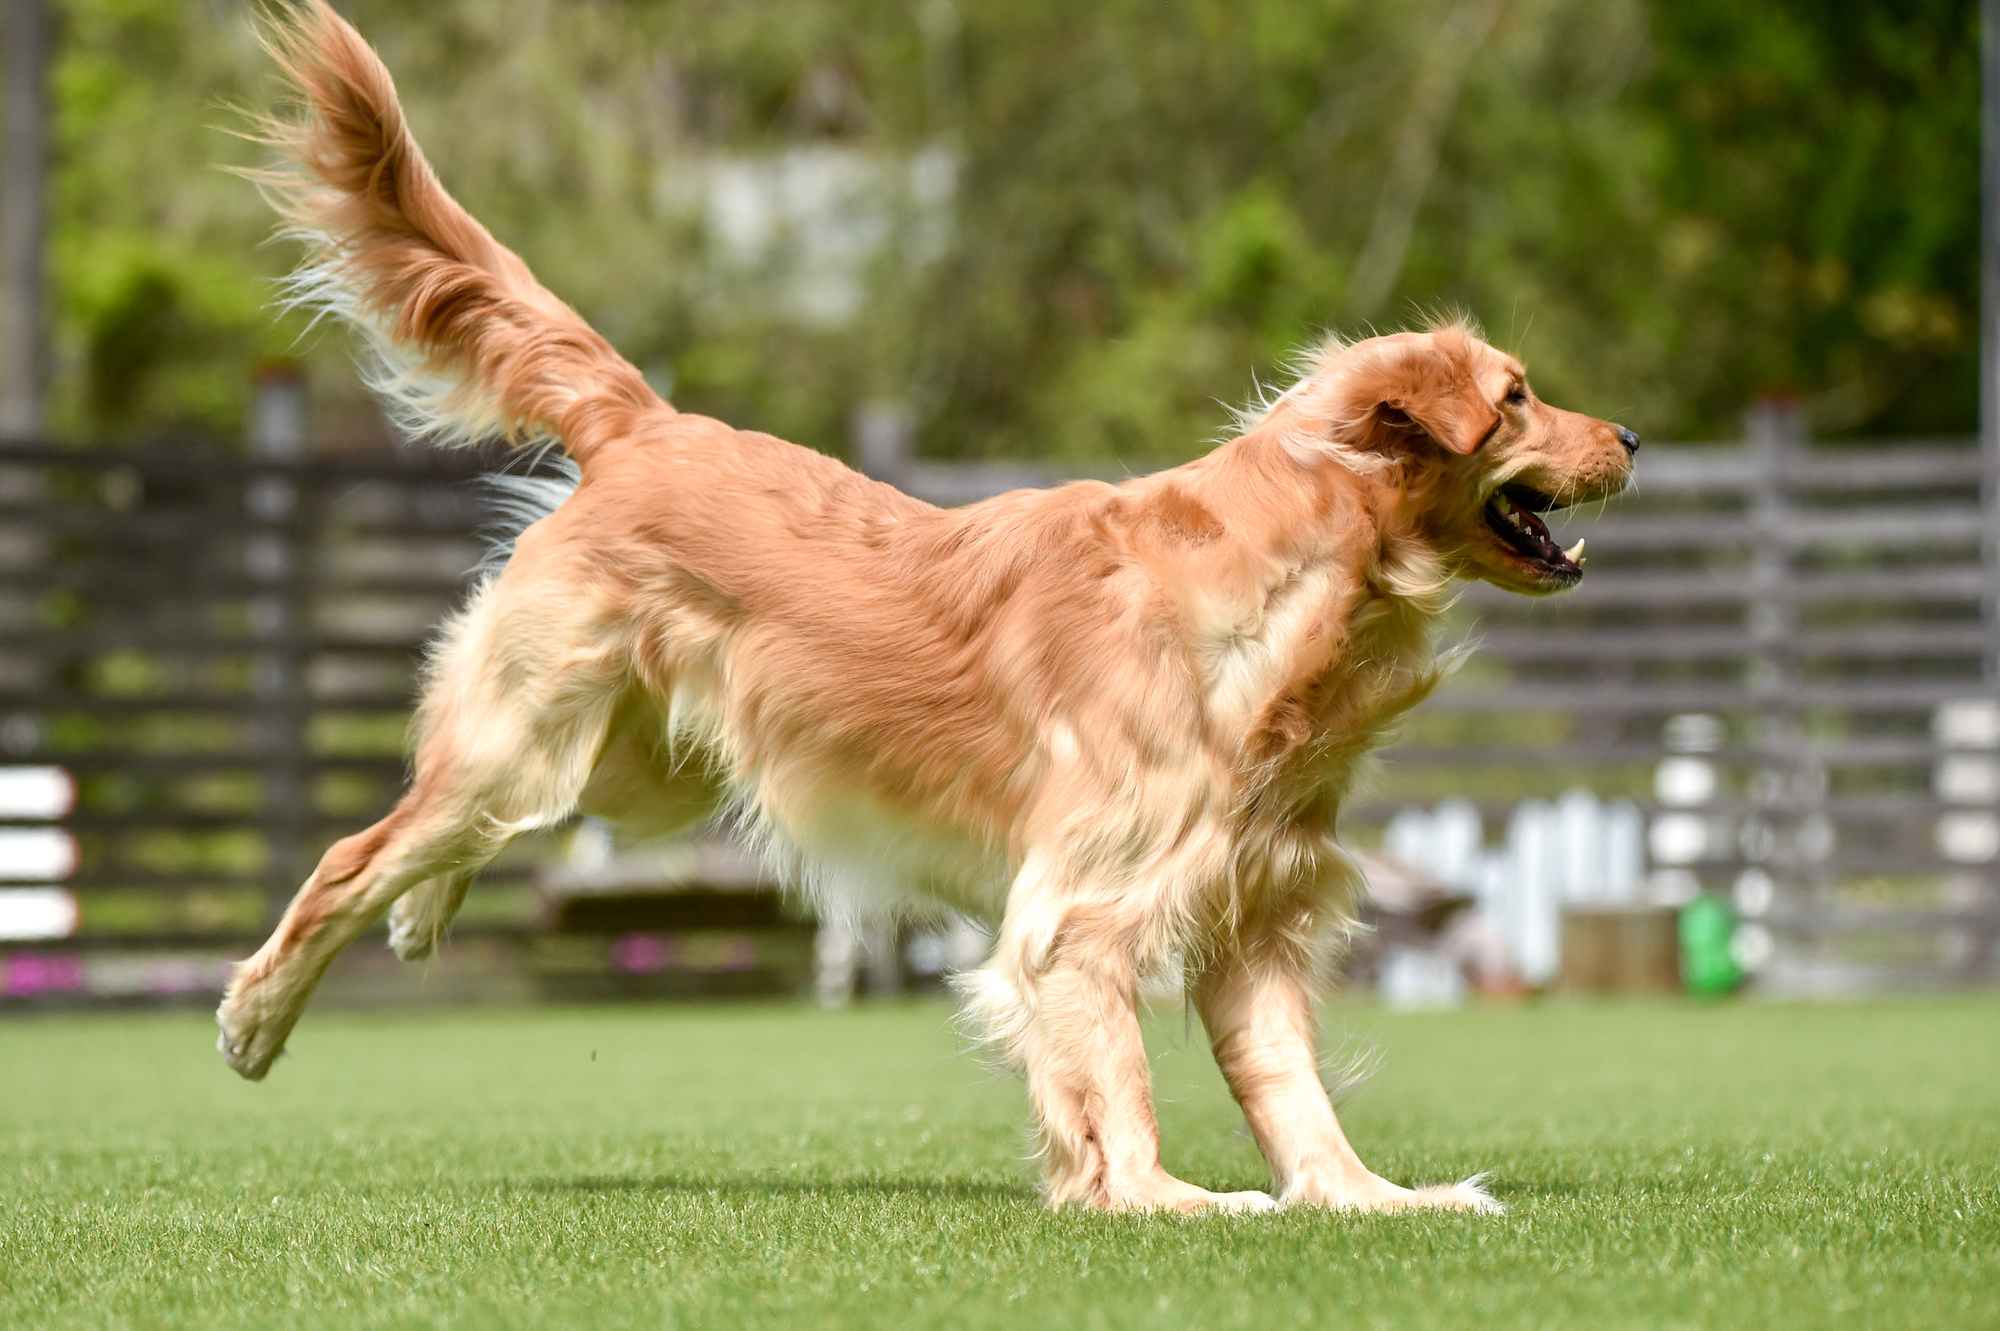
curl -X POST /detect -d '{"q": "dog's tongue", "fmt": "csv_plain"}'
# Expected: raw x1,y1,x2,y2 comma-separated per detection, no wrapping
1493,491,1584,568
1497,493,1551,543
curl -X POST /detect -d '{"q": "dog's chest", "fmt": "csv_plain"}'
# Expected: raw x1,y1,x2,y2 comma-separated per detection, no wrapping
1246,583,1445,804
1334,592,1444,720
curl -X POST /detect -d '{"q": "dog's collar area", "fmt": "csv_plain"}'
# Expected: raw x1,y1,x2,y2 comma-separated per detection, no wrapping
1485,484,1584,580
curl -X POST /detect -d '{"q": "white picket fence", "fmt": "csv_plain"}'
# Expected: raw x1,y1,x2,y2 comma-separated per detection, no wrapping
1382,790,1647,987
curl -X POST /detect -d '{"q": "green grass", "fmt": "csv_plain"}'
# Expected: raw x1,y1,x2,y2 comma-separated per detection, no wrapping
2,996,1996,1329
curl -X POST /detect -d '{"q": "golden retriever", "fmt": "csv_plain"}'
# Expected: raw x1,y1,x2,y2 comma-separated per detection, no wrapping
218,1,1637,1213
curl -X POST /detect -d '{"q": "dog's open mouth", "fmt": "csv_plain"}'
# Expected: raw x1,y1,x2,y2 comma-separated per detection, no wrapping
1484,484,1585,582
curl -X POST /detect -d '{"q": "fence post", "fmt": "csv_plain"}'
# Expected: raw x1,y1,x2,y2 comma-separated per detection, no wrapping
1744,400,1826,963
853,401,913,486
1984,0,2000,686
247,367,312,916
1,0,48,436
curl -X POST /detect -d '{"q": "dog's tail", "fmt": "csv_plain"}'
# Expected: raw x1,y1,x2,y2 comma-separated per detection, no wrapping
253,0,662,461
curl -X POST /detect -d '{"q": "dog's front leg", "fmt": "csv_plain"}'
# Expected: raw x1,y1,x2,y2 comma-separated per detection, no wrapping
1004,917,1274,1212
1193,925,1500,1213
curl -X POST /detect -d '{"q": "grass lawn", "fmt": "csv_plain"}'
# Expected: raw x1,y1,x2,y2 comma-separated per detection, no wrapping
1,994,1995,1329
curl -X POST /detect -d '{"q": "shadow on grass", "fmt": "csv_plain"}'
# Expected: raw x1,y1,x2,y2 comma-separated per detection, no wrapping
526,1174,1036,1203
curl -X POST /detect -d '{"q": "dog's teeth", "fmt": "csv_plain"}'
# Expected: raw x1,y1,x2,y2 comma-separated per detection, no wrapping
1563,538,1585,562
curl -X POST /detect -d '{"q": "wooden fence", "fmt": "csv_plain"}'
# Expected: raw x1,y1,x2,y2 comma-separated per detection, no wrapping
0,446,492,1001
0,409,1995,999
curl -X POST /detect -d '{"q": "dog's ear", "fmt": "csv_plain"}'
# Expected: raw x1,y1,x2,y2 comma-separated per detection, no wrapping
1376,396,1495,456
1353,336,1499,456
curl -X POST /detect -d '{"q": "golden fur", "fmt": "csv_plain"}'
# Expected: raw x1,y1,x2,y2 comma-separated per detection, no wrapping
218,2,1637,1213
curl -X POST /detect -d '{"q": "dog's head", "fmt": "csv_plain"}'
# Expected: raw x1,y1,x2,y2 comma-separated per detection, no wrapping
1277,324,1636,593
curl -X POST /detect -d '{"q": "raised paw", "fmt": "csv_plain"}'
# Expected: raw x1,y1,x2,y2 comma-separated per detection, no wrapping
387,875,469,962
214,968,303,1081
386,900,438,961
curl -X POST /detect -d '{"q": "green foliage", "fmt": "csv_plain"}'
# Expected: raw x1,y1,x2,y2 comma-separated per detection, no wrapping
47,0,293,439
32,0,1979,452
1631,0,1979,434
0,999,1996,1328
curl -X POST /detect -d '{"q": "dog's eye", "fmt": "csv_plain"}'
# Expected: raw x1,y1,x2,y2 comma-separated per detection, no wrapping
1504,384,1528,406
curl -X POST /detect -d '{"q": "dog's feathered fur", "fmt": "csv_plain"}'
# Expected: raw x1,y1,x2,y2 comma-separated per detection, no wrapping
218,1,1635,1213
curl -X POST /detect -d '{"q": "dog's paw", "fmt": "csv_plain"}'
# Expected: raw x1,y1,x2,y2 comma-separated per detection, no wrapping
215,985,295,1081
1282,1169,1503,1215
1412,1173,1505,1215
1201,1189,1281,1215
1096,1175,1279,1214
386,903,436,961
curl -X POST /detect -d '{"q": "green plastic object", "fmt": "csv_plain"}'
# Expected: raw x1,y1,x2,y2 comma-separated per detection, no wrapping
1679,894,1744,996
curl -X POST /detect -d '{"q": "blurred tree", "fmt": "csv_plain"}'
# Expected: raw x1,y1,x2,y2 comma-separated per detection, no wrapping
26,0,1979,454
46,0,291,440
1633,0,1978,435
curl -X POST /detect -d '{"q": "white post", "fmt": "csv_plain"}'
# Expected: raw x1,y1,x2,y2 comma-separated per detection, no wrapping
1429,797,1483,892
1507,800,1560,985
1602,799,1645,901
1556,787,1604,902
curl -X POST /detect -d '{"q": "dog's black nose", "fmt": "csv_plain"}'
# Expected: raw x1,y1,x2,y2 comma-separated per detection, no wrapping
1616,426,1641,454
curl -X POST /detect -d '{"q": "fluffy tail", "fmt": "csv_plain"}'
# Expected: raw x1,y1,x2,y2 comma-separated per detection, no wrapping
254,0,663,459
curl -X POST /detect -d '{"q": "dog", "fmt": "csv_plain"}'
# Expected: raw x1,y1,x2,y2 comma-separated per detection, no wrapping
217,1,1637,1213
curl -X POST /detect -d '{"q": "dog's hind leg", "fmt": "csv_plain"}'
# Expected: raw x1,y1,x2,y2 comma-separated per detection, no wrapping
217,778,527,1079
218,572,626,1079
1192,910,1501,1213
385,693,717,962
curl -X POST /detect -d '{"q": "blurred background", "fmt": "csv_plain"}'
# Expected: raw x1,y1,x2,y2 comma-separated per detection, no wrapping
0,0,1991,1011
